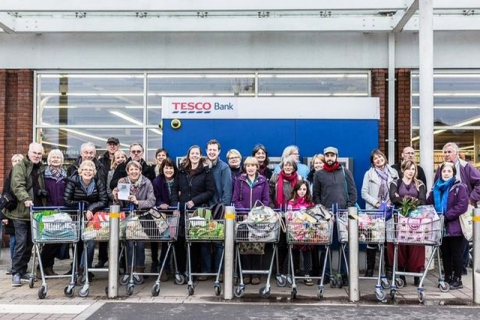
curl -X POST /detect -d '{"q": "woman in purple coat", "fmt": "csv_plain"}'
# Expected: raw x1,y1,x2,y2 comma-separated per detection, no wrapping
427,162,469,289
232,156,269,285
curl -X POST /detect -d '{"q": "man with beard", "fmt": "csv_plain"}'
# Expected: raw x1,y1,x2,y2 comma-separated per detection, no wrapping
313,146,357,287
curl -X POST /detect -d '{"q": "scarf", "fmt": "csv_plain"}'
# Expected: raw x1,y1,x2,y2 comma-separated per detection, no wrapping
276,171,298,208
433,177,455,215
80,178,96,196
375,166,390,202
323,162,340,172
258,163,268,176
288,196,314,210
46,166,66,181
125,175,143,195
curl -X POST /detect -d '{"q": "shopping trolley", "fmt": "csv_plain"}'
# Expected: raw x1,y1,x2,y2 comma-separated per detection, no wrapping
233,207,283,299
30,206,81,299
285,207,334,300
386,212,449,303
336,208,389,301
185,206,225,296
124,206,182,296
78,207,128,297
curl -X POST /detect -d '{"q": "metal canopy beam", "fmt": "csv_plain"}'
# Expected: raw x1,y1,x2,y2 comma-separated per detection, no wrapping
393,0,419,32
0,0,412,12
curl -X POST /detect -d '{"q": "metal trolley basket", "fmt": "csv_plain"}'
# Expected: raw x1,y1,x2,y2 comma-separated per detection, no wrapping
185,206,225,296
336,208,389,301
233,208,283,299
124,207,181,297
386,213,448,303
30,206,81,299
78,207,128,297
285,207,334,300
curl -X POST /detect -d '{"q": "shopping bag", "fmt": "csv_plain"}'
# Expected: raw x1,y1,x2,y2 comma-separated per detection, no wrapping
139,208,169,238
125,215,149,239
396,216,435,243
459,204,474,241
246,201,279,242
87,211,126,230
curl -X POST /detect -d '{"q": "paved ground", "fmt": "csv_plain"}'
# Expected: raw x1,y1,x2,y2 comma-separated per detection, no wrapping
0,246,477,319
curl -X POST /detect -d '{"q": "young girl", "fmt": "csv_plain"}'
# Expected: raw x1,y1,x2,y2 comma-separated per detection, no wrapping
286,181,315,286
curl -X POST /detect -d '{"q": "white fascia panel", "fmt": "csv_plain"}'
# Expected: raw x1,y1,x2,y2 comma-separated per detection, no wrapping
0,0,411,12
403,16,480,31
10,16,395,33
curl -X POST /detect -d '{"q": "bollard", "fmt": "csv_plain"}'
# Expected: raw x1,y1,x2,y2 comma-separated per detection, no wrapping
224,206,235,300
108,204,120,298
473,208,480,304
348,206,359,302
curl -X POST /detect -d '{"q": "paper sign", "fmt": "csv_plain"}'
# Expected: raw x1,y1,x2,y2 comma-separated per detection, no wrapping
117,183,131,201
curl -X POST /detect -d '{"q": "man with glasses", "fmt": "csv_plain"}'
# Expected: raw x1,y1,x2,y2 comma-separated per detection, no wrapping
5,143,47,287
110,143,155,190
392,146,427,187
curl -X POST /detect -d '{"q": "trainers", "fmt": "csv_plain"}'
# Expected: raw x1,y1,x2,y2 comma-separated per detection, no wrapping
20,273,32,282
95,260,108,268
450,278,463,290
11,273,21,287
304,276,314,286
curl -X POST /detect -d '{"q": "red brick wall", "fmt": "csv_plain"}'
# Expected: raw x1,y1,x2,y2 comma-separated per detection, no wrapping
371,68,412,163
0,69,34,189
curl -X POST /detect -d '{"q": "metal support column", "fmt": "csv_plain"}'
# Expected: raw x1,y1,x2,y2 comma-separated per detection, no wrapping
473,208,480,304
387,32,396,164
224,206,235,300
107,204,120,298
348,206,359,302
419,0,434,188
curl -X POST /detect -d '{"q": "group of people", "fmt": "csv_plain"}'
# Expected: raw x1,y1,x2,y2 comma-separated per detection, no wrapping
1,139,479,291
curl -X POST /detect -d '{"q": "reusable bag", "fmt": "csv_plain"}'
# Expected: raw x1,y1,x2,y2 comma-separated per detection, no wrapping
139,208,169,239
396,216,436,243
459,204,474,241
246,201,279,242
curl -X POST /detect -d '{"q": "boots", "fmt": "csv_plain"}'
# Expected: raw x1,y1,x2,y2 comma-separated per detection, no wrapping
44,267,58,276
364,248,376,277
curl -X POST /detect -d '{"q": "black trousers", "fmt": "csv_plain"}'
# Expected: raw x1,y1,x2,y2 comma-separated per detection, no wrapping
12,220,33,275
441,236,464,279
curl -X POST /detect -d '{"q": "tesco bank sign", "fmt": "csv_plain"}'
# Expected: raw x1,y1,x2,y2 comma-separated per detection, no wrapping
164,98,238,119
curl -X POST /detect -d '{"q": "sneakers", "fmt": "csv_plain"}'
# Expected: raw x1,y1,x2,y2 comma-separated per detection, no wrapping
450,277,463,290
304,276,314,286
95,260,108,268
11,273,21,287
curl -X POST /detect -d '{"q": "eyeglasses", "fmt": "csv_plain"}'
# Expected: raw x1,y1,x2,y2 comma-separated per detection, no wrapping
229,156,240,160
131,150,142,154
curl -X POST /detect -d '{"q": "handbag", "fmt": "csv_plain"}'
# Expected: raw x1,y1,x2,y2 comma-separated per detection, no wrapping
0,191,17,211
459,204,474,241
139,208,169,238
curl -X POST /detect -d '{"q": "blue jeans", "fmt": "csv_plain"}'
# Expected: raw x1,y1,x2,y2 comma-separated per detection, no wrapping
80,240,95,269
126,241,145,269
9,235,16,266
201,243,224,273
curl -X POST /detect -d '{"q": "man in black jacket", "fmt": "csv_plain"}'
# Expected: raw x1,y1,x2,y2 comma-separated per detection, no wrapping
67,142,106,184
110,143,154,190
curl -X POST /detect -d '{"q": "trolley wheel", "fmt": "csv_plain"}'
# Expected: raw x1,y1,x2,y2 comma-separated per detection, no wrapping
174,273,185,285
259,287,270,299
152,283,160,297
234,287,245,298
214,285,221,296
276,275,287,287
438,282,450,293
381,278,390,289
317,288,324,300
64,286,74,298
119,274,130,286
376,290,386,302
418,291,426,304
126,284,134,296
290,288,297,300
188,285,195,296
390,289,396,300
395,278,405,289
133,275,144,285
330,278,337,288
38,286,47,299
29,277,35,289
78,287,89,297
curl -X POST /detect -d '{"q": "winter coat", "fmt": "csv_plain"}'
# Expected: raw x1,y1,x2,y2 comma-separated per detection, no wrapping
67,156,107,186
63,175,108,213
232,174,270,209
269,172,303,209
313,165,357,209
361,165,399,209
110,158,154,190
116,175,156,210
209,159,232,206
4,157,46,221
170,160,215,209
427,180,469,237
44,167,67,206
152,174,173,207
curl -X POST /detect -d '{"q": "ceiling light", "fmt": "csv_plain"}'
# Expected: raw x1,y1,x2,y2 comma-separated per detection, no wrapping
109,111,143,126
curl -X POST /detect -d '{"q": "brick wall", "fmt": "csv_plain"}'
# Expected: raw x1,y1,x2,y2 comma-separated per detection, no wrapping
371,68,412,163
0,69,34,189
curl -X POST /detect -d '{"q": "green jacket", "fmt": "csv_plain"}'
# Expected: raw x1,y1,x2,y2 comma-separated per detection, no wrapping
4,157,46,221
